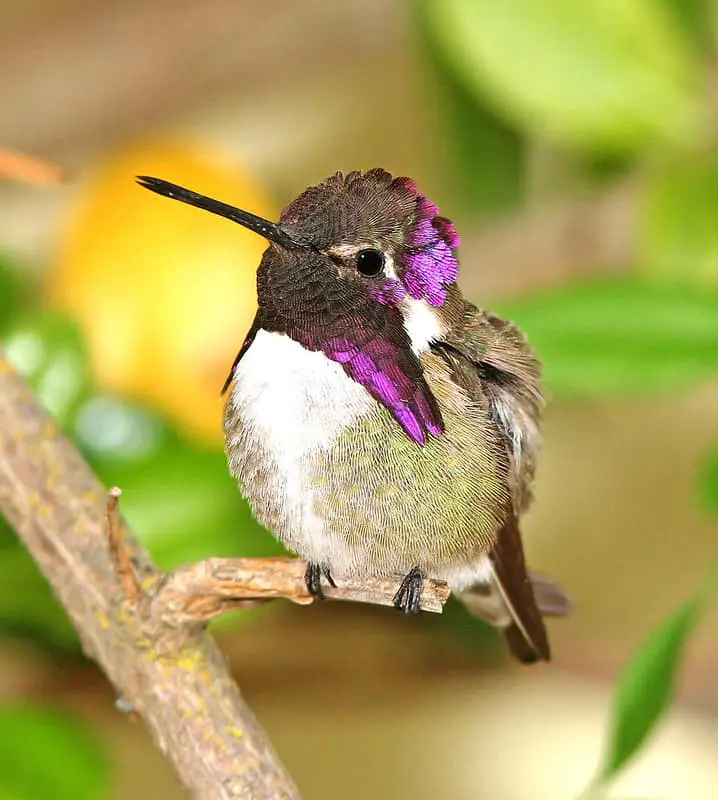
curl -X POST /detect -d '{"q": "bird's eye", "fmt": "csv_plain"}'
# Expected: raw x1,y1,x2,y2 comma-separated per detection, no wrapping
355,249,385,277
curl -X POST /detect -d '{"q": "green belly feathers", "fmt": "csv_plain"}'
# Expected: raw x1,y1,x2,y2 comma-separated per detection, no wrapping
309,353,510,572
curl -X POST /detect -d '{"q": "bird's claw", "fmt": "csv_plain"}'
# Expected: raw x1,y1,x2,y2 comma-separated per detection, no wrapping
304,562,336,599
393,566,424,615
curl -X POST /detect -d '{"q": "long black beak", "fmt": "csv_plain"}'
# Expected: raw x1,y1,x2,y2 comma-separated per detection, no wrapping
136,175,302,249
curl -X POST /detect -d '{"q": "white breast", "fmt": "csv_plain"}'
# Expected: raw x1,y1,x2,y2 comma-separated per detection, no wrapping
230,329,374,455
226,329,374,564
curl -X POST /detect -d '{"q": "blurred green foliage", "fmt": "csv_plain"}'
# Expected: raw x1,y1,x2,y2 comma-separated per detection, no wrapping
415,6,526,219
3,311,92,428
424,0,701,154
641,154,718,287
1,0,718,796
0,705,110,800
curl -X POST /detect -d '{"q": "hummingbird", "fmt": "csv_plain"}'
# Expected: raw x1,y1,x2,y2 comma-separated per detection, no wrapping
137,168,571,663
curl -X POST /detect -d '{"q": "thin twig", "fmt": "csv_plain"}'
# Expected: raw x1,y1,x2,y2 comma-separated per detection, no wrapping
145,556,450,627
105,487,141,606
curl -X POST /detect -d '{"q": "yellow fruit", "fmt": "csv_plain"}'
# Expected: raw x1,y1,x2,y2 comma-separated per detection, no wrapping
47,140,275,444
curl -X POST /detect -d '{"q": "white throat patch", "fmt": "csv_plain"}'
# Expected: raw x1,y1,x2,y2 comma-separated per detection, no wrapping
400,298,444,355
384,253,445,355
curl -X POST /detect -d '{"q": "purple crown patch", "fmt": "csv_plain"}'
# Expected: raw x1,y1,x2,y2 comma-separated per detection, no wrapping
404,196,460,307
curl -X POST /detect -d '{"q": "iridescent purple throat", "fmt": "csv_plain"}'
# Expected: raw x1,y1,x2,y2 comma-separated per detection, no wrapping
323,334,443,445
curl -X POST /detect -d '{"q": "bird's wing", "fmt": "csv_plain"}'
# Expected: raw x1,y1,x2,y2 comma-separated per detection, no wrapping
433,300,543,508
432,300,550,662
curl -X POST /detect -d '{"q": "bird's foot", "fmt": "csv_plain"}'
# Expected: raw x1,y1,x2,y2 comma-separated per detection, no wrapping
393,566,425,615
304,562,337,599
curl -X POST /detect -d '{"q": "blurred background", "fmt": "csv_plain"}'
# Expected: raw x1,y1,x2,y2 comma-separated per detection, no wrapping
1,1,718,798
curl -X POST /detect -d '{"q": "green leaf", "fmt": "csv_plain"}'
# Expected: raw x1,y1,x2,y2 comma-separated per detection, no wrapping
593,590,706,786
2,311,92,429
413,0,526,218
640,153,718,287
0,705,110,799
426,0,700,153
495,278,718,398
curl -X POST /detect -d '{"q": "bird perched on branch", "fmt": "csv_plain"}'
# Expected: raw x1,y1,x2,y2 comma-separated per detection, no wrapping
138,168,571,663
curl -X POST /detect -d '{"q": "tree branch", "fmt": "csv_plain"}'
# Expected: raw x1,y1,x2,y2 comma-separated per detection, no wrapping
0,355,449,799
